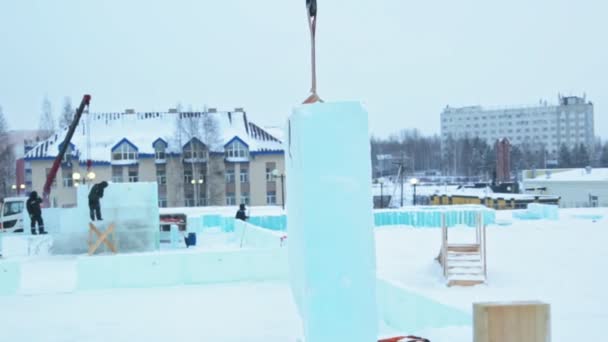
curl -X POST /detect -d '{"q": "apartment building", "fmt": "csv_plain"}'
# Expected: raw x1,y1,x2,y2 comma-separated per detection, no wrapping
440,95,594,157
23,108,284,208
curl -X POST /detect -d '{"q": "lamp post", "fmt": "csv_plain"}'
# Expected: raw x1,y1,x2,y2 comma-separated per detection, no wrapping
272,169,285,210
11,184,25,195
379,178,384,208
87,171,96,183
410,178,419,206
72,172,81,188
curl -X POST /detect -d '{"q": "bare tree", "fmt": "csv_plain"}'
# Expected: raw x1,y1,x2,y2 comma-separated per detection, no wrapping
39,96,55,139
173,107,222,206
59,96,74,130
201,111,224,206
0,106,16,198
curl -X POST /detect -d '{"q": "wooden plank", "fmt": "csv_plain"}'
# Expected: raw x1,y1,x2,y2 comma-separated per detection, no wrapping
447,244,480,253
88,223,117,255
473,301,550,342
448,279,484,287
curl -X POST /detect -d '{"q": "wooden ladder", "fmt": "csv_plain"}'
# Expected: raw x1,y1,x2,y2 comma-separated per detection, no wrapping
439,212,487,287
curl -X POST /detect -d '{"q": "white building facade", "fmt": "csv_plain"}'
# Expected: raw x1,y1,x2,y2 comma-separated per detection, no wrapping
440,95,594,158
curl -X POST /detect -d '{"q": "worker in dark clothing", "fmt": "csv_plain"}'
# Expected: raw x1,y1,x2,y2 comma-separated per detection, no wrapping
88,181,108,221
26,191,47,235
235,203,249,221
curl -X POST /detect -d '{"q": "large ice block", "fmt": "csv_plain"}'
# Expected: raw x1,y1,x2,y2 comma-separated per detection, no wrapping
287,102,377,341
43,182,160,255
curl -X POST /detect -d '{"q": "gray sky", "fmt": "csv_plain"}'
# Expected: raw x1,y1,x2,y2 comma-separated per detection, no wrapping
1,0,606,138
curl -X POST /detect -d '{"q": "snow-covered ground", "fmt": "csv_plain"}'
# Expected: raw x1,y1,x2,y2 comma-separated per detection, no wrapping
1,207,606,341
1,282,303,342
376,207,608,341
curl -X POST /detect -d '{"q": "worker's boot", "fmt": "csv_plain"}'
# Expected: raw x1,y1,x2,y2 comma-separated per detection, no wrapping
39,228,48,235
31,229,38,235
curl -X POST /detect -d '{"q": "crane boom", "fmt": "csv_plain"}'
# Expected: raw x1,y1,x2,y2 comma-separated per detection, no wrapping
42,94,91,207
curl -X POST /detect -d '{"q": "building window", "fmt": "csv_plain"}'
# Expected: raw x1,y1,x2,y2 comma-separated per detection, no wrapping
240,168,249,183
112,142,137,161
128,165,139,182
158,198,167,208
61,167,74,188
183,139,207,160
184,167,193,184
225,140,249,159
155,144,166,161
226,193,236,206
225,168,235,183
266,191,277,205
266,162,276,182
156,164,167,185
240,192,250,205
112,165,123,183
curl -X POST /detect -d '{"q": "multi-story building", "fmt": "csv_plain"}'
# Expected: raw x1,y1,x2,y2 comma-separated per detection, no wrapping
23,108,284,208
440,95,595,158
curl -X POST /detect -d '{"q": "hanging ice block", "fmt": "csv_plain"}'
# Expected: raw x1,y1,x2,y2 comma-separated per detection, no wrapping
286,101,377,342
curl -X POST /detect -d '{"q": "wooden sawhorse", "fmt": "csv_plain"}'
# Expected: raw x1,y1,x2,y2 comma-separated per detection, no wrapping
88,222,117,255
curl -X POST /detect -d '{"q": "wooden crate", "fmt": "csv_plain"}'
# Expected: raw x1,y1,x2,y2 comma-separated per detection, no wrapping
474,301,550,342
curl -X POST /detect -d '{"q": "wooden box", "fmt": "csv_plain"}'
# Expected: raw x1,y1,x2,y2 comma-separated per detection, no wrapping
474,301,550,342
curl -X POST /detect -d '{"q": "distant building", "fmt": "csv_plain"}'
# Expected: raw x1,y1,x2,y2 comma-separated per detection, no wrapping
522,167,608,208
24,108,284,208
1,130,47,197
441,95,595,158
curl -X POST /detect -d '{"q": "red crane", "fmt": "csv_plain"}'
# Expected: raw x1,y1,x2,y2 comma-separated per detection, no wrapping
42,94,91,207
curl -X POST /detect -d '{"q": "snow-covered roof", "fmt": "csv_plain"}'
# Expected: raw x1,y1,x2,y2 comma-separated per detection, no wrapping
24,109,283,163
527,168,608,182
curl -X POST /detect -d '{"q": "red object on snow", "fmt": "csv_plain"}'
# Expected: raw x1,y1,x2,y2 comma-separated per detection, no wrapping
378,336,430,342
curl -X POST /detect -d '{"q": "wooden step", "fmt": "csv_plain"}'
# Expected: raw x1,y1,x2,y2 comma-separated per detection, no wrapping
448,271,484,277
447,265,483,269
448,279,485,287
447,254,482,261
447,244,480,253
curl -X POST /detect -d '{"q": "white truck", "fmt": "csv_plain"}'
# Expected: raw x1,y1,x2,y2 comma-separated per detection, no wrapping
0,197,28,234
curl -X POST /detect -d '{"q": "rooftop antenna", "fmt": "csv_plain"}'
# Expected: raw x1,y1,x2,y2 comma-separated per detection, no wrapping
303,0,323,104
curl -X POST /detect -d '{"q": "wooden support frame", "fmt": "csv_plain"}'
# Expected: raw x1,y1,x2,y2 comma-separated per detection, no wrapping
88,222,117,255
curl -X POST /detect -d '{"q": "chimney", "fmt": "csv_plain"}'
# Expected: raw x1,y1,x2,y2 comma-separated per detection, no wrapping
125,109,135,114
168,108,178,113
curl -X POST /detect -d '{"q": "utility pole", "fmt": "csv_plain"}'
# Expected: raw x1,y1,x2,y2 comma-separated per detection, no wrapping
392,152,409,208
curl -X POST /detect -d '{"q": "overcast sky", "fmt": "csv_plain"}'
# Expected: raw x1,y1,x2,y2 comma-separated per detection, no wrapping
1,0,606,138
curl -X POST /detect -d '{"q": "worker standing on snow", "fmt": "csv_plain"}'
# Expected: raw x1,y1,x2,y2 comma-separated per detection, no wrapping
26,191,47,235
88,181,108,221
235,203,249,221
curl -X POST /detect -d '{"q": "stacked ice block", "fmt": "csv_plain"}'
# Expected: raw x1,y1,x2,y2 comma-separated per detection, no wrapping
48,182,159,254
287,102,377,341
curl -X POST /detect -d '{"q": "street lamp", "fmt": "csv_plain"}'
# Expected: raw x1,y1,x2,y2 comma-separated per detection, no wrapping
410,178,419,206
12,184,26,195
379,178,385,209
87,171,96,181
271,169,285,210
72,172,81,188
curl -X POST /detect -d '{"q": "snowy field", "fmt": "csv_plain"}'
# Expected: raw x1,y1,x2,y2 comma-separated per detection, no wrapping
376,208,608,341
1,207,606,341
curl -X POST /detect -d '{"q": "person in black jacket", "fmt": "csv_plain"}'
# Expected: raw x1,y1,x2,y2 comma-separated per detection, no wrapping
26,191,47,235
235,203,248,221
88,181,108,221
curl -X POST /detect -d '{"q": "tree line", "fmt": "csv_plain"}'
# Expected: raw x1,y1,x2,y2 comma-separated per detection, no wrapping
371,129,608,179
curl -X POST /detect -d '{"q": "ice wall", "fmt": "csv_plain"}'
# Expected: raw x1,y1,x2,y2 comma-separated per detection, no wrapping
287,102,377,341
